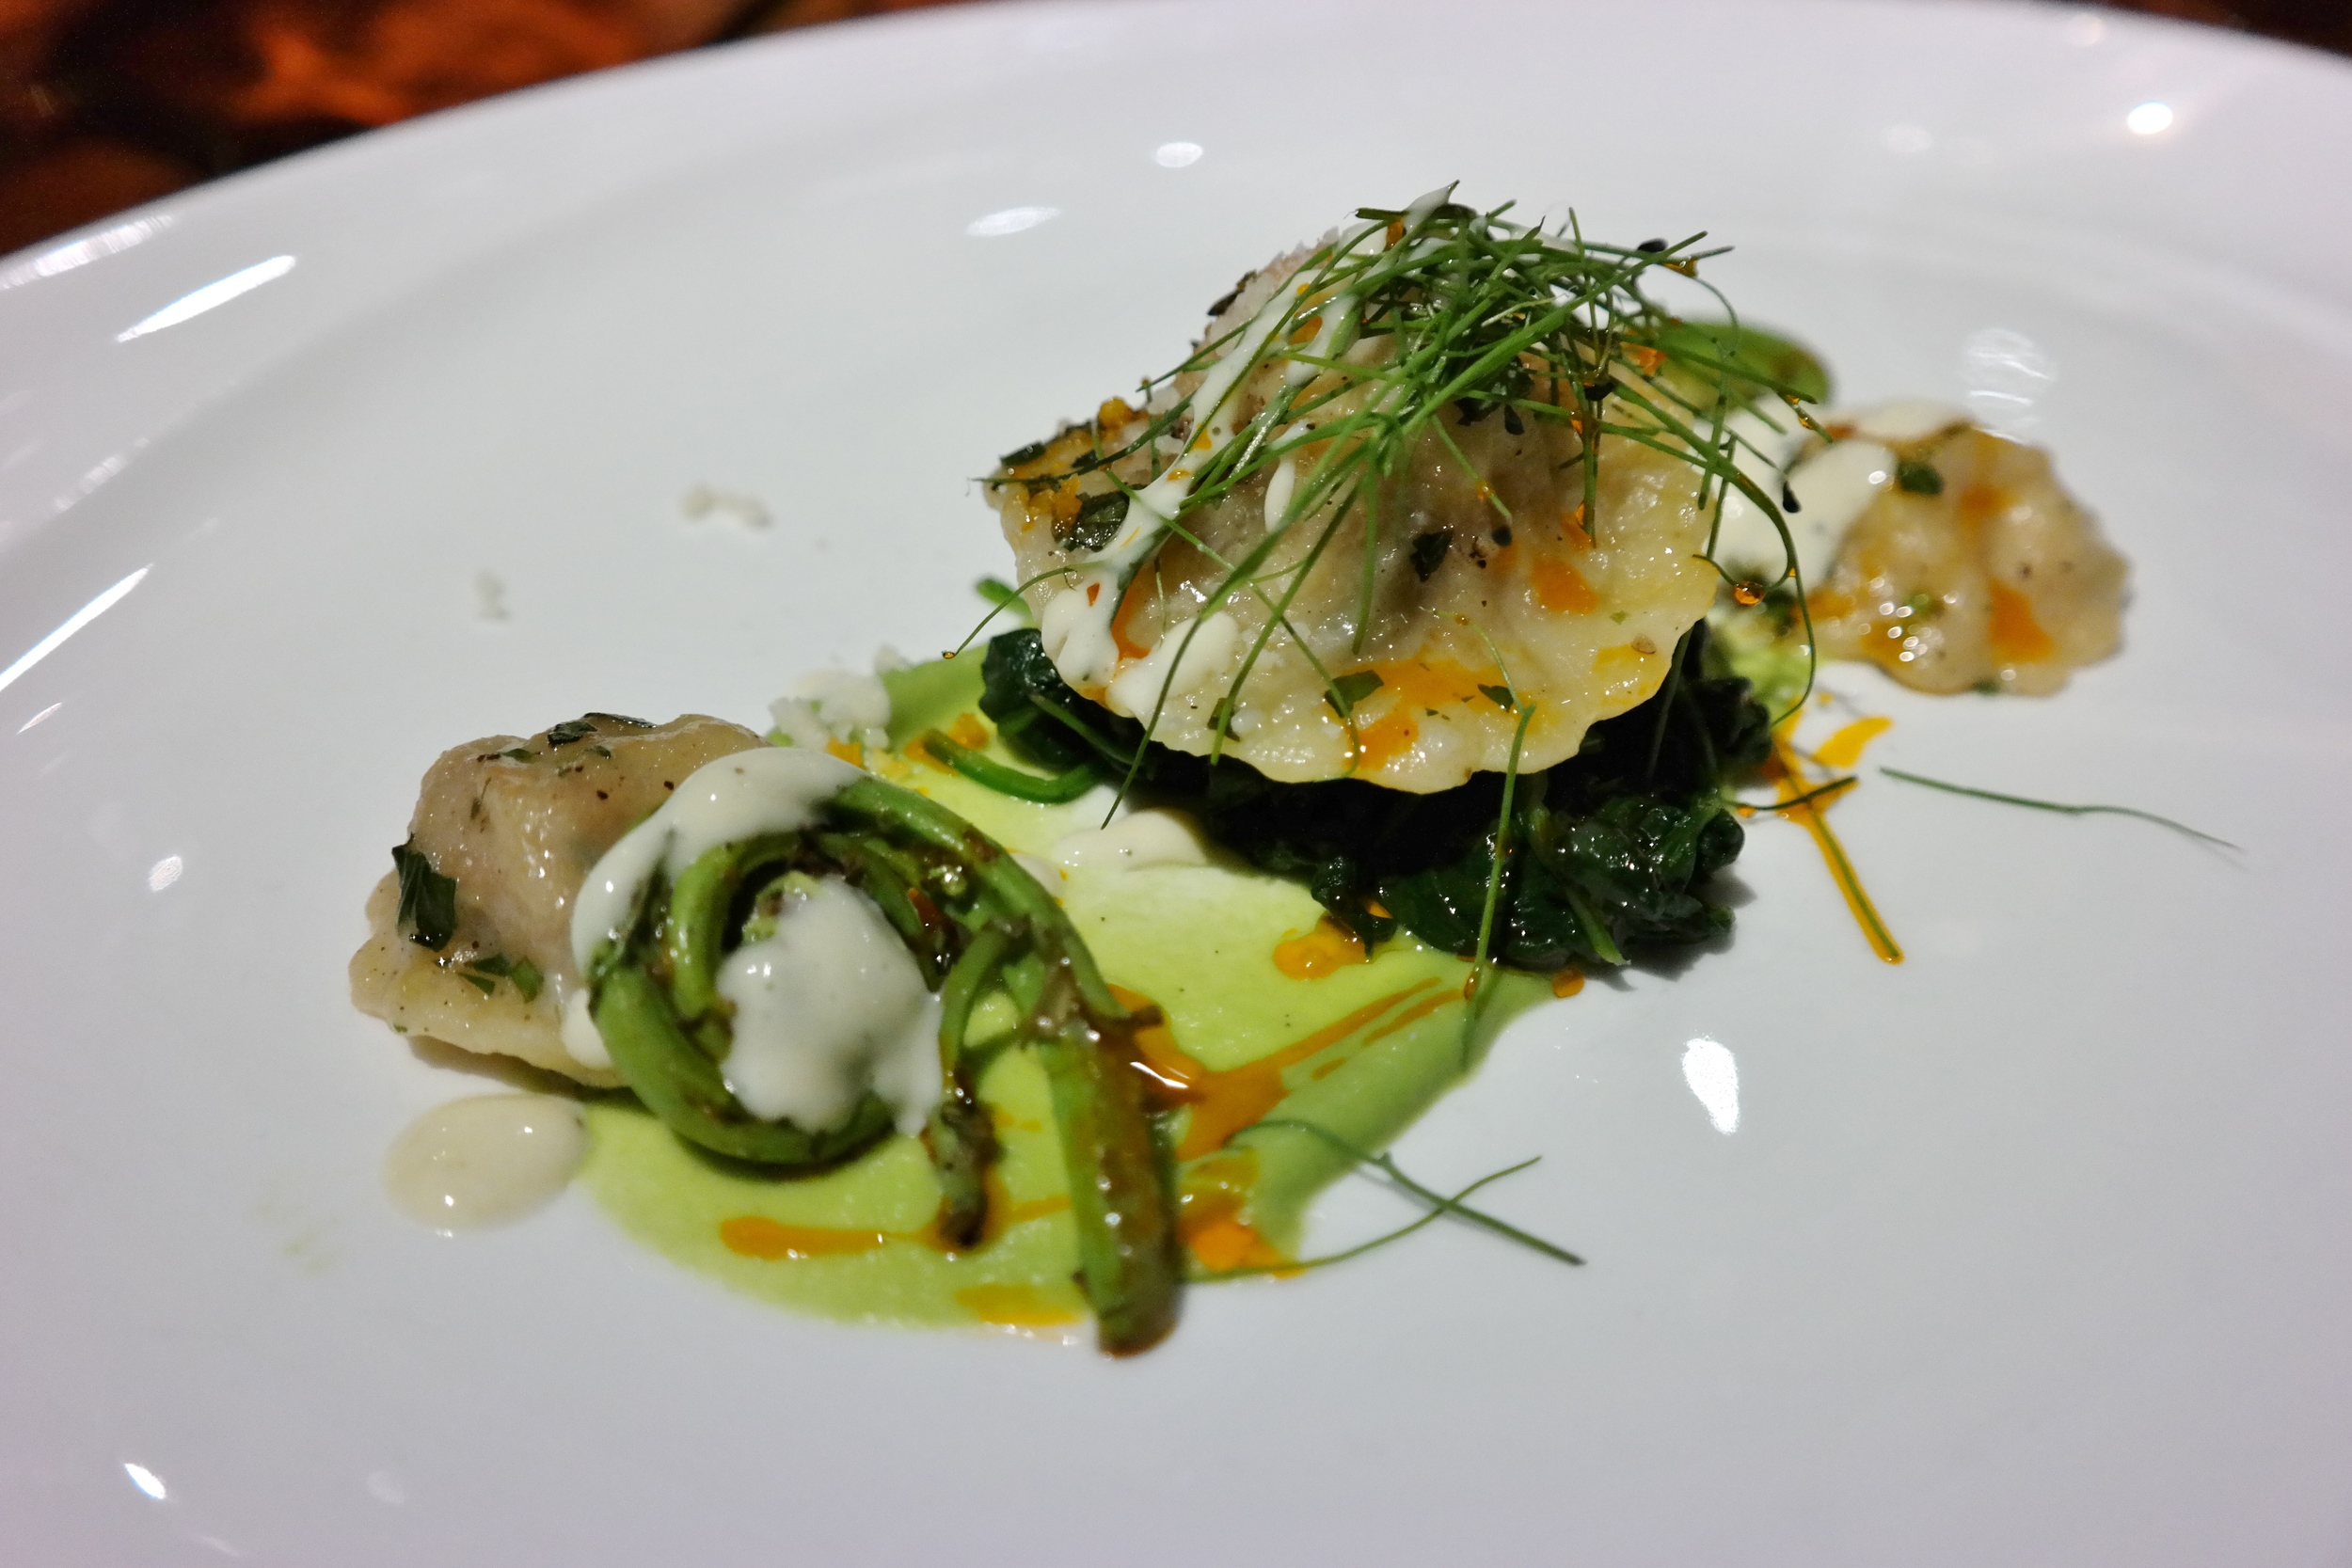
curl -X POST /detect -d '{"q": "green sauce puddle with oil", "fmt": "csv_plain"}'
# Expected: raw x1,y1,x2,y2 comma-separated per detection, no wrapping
577,652,1542,1334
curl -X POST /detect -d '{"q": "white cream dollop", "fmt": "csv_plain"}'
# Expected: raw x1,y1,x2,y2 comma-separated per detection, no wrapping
1709,399,1974,585
569,746,861,976
383,1094,588,1232
715,878,943,1135
1781,437,1899,576
566,745,945,1136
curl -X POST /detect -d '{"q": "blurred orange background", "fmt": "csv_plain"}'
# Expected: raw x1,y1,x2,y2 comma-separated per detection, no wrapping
1,0,2344,258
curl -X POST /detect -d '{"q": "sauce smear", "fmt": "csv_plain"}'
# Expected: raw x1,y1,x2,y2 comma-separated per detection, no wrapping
1115,981,1448,1159
1771,729,1903,964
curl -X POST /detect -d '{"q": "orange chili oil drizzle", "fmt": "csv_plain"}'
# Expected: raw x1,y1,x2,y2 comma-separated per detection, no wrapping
717,1177,1070,1263
1759,722,1903,964
714,974,1468,1287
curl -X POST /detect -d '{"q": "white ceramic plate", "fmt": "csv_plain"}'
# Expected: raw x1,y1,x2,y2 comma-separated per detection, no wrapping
7,1,2351,1560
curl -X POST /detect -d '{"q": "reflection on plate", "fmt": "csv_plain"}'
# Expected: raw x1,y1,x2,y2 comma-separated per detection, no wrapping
4,2,2350,1562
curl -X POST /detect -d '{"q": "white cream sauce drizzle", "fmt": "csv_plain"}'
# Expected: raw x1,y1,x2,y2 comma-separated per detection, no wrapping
559,990,611,1069
1037,215,1377,693
715,879,942,1135
1784,438,1899,573
566,746,942,1135
1711,399,1970,584
383,1094,588,1232
1104,610,1240,721
1708,399,1815,575
568,747,860,976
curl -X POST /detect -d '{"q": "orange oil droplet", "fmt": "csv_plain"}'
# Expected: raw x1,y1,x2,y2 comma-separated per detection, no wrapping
719,1217,889,1260
1771,730,1902,964
1533,555,1600,614
1353,711,1418,771
1551,966,1585,998
1179,1190,1290,1274
1813,715,1892,770
1272,917,1370,979
1731,580,1766,607
1986,579,2056,663
1111,980,1447,1160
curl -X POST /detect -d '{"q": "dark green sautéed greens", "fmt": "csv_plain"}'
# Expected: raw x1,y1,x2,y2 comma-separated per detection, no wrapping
976,620,1772,972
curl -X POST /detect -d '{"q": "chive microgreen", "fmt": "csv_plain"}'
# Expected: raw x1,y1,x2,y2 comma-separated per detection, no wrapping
1015,190,1820,766
1202,1117,1581,1277
1880,767,2237,849
920,728,1100,803
974,577,1036,625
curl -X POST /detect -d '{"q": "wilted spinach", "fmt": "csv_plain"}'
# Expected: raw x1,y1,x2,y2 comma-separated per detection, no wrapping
978,622,1770,971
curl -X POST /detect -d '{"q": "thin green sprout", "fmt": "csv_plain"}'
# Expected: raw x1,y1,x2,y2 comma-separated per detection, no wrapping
1006,192,1820,781
974,577,1035,625
1458,626,1535,1069
951,562,1080,657
1746,773,1858,814
1880,768,2238,849
1200,1117,1582,1278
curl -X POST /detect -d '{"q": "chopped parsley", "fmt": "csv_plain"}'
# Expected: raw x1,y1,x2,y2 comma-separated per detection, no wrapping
1324,670,1385,718
390,840,457,950
1061,490,1130,554
1896,458,1945,496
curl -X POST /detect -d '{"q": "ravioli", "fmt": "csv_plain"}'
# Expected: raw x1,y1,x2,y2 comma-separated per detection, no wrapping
990,226,1735,794
1808,424,2126,694
350,712,761,1084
